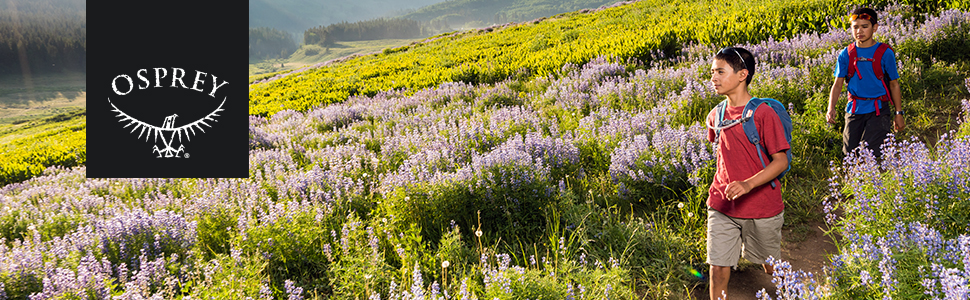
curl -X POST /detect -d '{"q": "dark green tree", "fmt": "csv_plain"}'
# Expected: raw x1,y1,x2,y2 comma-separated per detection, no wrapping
249,27,298,60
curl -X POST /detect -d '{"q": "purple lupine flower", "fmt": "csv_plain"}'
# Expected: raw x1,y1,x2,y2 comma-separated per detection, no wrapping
250,124,279,149
608,257,619,269
878,238,899,295
458,278,470,300
411,263,425,300
962,99,970,125
960,235,970,277
322,244,333,262
94,209,196,270
259,283,273,300
306,103,367,129
860,270,872,286
367,227,380,262
430,281,440,299
387,280,399,300
340,221,356,254
496,253,511,272
285,280,304,300
940,268,968,300
756,256,827,299
608,124,711,194
558,236,566,257
923,275,938,297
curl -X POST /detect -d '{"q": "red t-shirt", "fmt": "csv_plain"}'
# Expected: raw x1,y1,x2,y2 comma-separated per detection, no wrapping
706,102,789,219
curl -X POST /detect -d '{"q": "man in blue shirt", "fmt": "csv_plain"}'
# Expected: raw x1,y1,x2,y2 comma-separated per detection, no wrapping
826,7,905,158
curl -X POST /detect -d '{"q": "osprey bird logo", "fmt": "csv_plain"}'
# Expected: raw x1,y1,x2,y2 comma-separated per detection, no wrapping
108,97,226,158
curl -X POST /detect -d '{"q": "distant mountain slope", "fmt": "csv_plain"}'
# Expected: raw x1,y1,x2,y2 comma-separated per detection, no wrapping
402,0,623,28
249,0,306,34
249,0,445,34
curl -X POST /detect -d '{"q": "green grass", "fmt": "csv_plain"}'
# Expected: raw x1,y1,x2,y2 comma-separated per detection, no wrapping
0,109,86,186
0,71,86,125
249,38,425,78
0,107,84,142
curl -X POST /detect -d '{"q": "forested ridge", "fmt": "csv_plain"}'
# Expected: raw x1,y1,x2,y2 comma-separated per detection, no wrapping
303,18,435,47
402,0,622,27
249,0,443,34
0,0,86,75
249,27,298,59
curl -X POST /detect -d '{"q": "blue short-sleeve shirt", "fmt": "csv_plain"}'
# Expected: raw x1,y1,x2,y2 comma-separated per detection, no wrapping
833,42,900,114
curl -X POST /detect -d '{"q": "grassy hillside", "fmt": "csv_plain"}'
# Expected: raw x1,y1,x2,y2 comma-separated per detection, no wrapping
0,71,86,124
0,71,86,186
249,0,851,117
250,39,419,77
249,0,629,79
0,108,85,186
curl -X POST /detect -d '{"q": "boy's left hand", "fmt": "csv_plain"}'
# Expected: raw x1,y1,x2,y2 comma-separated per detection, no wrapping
894,115,905,131
725,181,752,201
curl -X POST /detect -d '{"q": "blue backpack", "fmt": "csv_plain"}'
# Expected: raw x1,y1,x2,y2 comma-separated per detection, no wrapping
711,98,793,188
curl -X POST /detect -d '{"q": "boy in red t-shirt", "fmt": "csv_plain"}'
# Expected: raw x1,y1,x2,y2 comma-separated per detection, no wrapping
705,47,790,299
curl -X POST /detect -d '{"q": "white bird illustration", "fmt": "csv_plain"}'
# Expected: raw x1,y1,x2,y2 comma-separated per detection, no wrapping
109,97,225,157
162,114,178,129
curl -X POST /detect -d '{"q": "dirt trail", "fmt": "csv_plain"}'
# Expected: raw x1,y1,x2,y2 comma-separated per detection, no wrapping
694,221,838,299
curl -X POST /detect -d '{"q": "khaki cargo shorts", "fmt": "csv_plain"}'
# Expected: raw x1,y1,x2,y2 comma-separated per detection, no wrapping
706,208,783,267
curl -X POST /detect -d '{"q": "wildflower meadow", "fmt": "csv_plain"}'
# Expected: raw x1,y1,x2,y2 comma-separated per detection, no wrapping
2,2,970,299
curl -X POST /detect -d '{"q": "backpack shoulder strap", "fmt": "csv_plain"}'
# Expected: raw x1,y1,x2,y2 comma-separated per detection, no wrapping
712,100,729,144
741,98,764,145
847,43,861,80
872,43,891,81
875,43,896,107
716,100,727,123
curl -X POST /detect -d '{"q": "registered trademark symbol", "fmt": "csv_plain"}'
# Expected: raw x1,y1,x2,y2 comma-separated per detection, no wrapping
184,153,190,158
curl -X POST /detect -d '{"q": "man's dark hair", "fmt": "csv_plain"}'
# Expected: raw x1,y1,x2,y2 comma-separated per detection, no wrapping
715,47,755,85
850,7,879,25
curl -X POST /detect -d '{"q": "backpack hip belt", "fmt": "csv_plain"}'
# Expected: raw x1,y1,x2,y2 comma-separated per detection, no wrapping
848,93,891,116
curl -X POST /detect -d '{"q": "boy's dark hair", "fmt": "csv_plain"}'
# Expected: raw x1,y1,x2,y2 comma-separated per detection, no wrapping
715,47,755,85
850,7,878,25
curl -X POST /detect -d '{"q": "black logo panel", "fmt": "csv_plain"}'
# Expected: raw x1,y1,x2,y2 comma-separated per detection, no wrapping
87,3,247,178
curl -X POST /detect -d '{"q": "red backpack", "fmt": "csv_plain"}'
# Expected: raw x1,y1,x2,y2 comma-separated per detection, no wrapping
846,42,895,116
